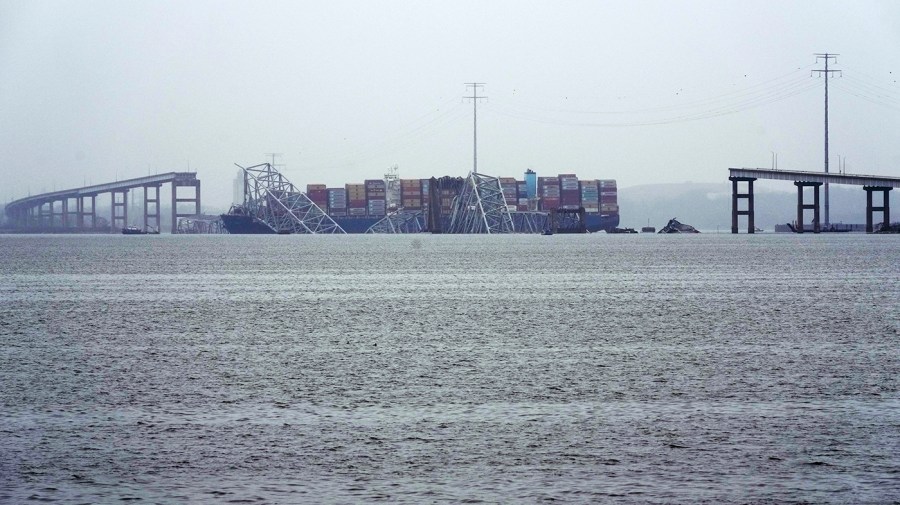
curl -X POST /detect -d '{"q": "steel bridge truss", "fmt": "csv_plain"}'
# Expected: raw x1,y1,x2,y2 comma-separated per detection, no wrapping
238,163,345,234
366,209,427,234
176,215,226,234
447,172,515,234
510,211,552,233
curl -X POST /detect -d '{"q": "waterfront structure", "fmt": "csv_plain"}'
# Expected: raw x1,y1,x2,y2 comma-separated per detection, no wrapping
728,168,898,233
4,173,200,233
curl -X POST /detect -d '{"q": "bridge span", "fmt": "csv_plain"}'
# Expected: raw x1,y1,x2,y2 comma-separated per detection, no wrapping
4,172,201,233
728,168,898,233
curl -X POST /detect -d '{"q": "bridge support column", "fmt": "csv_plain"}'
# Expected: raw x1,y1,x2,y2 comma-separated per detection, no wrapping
81,195,97,230
62,199,71,228
40,202,51,229
794,181,822,234
144,184,161,232
76,197,84,228
171,179,201,234
111,190,128,232
50,201,62,229
730,176,756,233
864,186,892,233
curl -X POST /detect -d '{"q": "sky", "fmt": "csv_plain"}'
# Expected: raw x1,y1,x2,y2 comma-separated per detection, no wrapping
2,0,899,209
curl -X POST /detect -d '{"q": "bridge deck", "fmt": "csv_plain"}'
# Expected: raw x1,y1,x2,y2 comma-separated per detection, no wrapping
729,168,900,188
5,172,198,213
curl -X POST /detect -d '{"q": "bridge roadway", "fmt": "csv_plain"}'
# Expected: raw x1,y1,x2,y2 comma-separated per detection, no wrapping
728,168,898,233
4,172,201,233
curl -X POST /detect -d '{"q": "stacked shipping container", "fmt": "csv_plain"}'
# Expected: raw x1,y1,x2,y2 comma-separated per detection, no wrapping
307,189,328,210
400,179,423,210
599,179,618,214
516,181,528,211
365,179,386,217
346,183,366,216
499,177,518,210
580,180,599,213
327,188,347,216
558,174,580,210
308,171,615,221
420,179,430,216
538,177,560,211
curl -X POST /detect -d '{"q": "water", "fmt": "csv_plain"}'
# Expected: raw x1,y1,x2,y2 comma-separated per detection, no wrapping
1,233,898,504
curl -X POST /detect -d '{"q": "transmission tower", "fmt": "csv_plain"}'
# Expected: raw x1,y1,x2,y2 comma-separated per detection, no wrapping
464,83,486,173
812,53,840,227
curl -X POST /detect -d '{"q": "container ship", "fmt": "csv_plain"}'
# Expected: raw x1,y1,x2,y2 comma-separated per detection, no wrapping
221,169,619,234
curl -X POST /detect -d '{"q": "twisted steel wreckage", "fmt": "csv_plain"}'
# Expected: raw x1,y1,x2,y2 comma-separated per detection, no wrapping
223,163,590,235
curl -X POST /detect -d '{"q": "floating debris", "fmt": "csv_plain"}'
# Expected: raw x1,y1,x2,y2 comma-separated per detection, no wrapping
658,218,700,233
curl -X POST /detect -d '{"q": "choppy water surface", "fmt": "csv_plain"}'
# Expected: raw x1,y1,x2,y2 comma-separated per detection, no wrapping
1,233,898,504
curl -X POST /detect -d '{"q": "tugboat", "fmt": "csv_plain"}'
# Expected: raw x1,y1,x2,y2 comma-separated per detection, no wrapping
122,226,159,235
122,225,147,235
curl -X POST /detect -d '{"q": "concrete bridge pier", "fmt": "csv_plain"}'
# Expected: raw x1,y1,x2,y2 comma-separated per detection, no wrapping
864,186,892,233
12,207,25,228
76,197,84,228
171,179,201,234
39,202,50,229
111,190,128,232
730,176,756,233
144,184,161,232
78,195,96,230
62,198,77,228
49,200,62,228
795,181,822,233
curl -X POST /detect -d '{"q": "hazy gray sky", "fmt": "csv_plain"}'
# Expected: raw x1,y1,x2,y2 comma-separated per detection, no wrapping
2,0,899,208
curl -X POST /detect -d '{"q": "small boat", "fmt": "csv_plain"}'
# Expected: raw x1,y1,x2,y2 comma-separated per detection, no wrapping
122,226,148,235
541,229,553,236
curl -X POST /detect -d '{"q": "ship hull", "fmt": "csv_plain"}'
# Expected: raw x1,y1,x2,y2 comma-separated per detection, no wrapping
219,214,276,234
333,216,381,233
222,212,619,234
584,213,619,233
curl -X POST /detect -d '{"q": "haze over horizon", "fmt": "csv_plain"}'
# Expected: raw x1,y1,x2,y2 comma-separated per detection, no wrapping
2,0,899,208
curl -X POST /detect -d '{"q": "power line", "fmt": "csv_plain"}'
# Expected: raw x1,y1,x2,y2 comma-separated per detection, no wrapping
486,79,820,127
